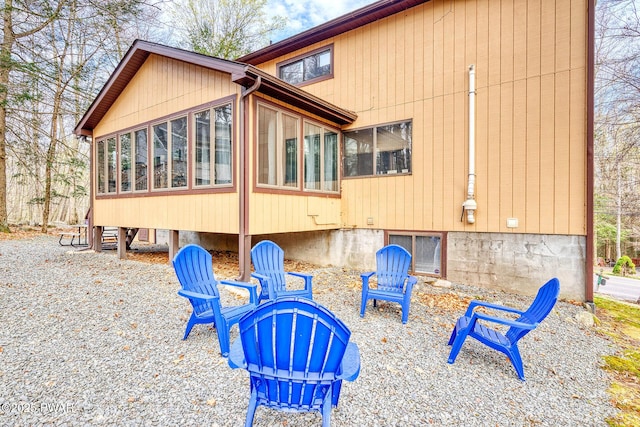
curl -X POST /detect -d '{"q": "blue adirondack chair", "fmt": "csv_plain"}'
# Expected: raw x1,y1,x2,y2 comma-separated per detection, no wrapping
360,244,418,324
447,277,560,381
250,240,313,303
228,298,361,427
172,244,258,357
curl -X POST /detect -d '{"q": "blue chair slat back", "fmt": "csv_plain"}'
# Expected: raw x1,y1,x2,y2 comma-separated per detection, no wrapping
251,240,287,292
376,245,412,292
173,244,220,314
238,298,351,410
505,277,560,343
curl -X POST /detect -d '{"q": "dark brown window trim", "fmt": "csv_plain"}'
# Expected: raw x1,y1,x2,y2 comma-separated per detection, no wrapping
94,94,238,198
342,119,413,179
276,44,334,87
384,230,447,278
253,95,341,197
95,185,235,200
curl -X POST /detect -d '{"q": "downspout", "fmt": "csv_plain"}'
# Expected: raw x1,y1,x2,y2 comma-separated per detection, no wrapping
462,65,477,223
237,76,261,282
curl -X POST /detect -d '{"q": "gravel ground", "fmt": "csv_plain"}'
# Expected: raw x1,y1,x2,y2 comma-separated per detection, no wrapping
0,235,618,426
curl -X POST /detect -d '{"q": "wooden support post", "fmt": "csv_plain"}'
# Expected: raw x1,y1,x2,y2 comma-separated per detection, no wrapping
169,230,179,265
94,226,103,252
117,227,127,260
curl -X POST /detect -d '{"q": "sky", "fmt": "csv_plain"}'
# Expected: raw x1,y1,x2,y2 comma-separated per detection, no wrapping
265,0,376,42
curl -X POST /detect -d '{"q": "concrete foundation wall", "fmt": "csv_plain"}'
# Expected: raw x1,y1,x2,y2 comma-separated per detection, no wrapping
157,228,587,301
157,229,384,270
447,232,586,300
258,229,384,270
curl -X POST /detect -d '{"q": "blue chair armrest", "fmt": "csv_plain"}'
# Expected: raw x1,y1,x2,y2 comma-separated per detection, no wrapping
406,275,418,292
228,338,246,369
288,271,312,280
360,271,375,286
220,280,259,304
287,272,313,292
337,342,361,382
251,272,269,282
464,300,526,317
472,312,538,330
250,273,274,300
177,289,218,302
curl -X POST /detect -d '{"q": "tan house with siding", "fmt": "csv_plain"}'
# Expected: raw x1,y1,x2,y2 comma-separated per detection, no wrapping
75,0,595,301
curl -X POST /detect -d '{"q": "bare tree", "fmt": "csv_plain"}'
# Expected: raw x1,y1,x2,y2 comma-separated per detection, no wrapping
594,0,640,260
0,0,65,232
2,0,167,230
169,0,286,59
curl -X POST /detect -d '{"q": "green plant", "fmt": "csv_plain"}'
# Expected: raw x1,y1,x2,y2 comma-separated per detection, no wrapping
612,255,636,276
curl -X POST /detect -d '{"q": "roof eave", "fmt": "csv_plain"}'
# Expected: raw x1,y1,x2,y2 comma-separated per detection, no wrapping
236,66,357,125
237,0,428,65
74,40,248,136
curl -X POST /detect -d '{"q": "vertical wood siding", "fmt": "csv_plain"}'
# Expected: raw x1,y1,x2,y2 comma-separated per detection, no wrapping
92,55,241,234
92,194,239,233
256,0,588,236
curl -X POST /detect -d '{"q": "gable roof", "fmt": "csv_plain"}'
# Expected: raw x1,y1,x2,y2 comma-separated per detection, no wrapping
237,0,428,65
74,40,356,136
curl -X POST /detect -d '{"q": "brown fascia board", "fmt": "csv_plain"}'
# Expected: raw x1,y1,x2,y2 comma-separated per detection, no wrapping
74,40,247,136
237,0,428,65
236,66,357,125
75,39,355,136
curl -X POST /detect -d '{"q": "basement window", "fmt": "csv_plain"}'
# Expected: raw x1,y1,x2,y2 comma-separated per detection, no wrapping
388,232,444,277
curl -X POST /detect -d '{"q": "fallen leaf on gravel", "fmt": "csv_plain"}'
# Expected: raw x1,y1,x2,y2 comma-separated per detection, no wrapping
416,292,472,312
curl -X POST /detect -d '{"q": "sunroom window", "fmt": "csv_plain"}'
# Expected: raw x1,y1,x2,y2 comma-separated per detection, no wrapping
134,129,148,191
257,104,299,188
119,132,132,192
152,116,187,190
304,123,339,192
96,139,105,194
257,102,339,194
107,137,117,193
194,103,233,187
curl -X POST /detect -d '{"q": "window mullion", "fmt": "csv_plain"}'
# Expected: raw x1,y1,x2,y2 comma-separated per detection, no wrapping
277,111,283,186
214,107,218,186
372,126,378,175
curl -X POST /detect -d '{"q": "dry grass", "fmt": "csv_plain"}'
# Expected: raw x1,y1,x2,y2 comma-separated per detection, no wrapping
594,296,640,427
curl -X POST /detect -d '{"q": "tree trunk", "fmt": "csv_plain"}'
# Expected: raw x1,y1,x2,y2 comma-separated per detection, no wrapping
0,1,16,232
